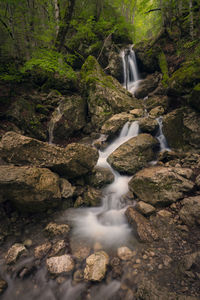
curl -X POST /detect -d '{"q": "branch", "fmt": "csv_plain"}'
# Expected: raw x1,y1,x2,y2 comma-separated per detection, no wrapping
97,32,114,61
145,8,161,14
0,17,14,39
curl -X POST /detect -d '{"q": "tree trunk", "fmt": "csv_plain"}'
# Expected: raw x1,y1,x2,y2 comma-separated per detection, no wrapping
55,0,76,52
54,0,60,36
189,0,194,39
95,0,103,21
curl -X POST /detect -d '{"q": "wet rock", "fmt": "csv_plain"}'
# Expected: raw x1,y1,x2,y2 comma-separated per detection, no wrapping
34,242,52,259
195,174,200,189
101,113,135,136
129,166,194,206
71,240,91,261
46,254,74,275
45,222,70,236
130,108,144,117
179,196,200,226
134,74,160,99
125,207,159,242
136,201,156,216
0,165,62,211
107,134,159,175
49,240,66,257
180,252,200,272
86,166,114,188
81,56,141,128
158,150,180,163
84,251,109,281
105,50,123,82
117,247,134,260
0,278,8,294
139,118,159,134
50,95,86,143
23,239,33,248
163,107,200,150
0,131,99,178
5,243,27,264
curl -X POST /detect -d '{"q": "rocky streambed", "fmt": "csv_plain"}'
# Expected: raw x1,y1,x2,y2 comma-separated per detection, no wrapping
0,54,200,300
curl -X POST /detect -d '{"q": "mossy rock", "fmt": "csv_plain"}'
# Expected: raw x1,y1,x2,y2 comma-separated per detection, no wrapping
81,56,142,128
188,83,200,112
169,59,200,95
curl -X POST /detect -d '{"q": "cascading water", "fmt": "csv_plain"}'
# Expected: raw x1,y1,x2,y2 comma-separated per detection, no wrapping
48,106,62,144
121,46,141,94
156,116,170,151
67,121,139,247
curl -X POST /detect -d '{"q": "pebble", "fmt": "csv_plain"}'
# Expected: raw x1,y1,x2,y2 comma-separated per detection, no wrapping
136,259,141,264
158,264,163,270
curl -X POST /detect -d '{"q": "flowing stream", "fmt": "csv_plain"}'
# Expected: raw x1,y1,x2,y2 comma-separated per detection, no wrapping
69,121,139,247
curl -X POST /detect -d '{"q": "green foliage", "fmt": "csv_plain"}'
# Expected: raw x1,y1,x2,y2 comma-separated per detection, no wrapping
159,52,169,87
21,49,76,80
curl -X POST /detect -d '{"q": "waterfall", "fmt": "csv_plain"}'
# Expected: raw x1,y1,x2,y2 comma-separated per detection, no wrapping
156,116,170,151
48,106,62,144
68,121,139,247
121,46,140,94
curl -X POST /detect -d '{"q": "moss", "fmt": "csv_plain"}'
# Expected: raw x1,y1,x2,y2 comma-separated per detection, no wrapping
159,52,169,87
194,83,200,92
169,58,200,94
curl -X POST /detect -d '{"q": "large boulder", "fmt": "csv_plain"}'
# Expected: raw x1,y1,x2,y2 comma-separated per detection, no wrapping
179,196,200,226
134,74,160,99
80,56,141,128
101,113,135,136
0,131,98,178
49,95,86,144
46,255,74,275
107,134,159,175
105,51,123,82
86,166,114,188
163,107,200,150
0,165,70,211
129,166,194,206
125,207,159,242
139,117,159,135
84,251,109,281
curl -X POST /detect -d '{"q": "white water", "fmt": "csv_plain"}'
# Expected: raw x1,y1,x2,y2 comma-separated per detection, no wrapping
69,121,139,247
48,106,62,144
156,116,170,151
121,46,141,94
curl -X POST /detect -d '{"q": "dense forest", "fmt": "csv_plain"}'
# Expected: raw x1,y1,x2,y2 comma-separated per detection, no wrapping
0,1,200,300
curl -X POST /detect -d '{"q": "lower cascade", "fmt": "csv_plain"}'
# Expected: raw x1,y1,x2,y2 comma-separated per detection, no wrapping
67,121,140,247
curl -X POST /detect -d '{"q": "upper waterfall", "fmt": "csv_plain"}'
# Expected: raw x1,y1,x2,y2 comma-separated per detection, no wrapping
121,46,140,94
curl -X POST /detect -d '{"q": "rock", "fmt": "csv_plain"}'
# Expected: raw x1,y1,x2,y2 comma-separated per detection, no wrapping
5,243,27,264
134,74,160,99
86,166,114,188
158,150,180,163
23,239,33,248
136,201,156,216
0,165,62,211
145,96,169,111
179,196,200,226
130,108,144,117
163,107,200,150
125,207,159,242
136,277,198,300
107,134,159,175
50,95,86,144
71,240,91,261
60,179,75,199
149,106,165,118
139,118,159,134
46,255,74,275
129,166,194,206
196,174,200,188
0,278,7,294
105,50,123,82
188,83,200,112
84,251,109,281
117,247,133,260
157,210,172,218
101,113,135,136
34,242,52,259
0,131,99,178
49,240,66,257
45,222,70,236
81,56,141,128
180,252,200,272
4,97,47,141
82,186,102,207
